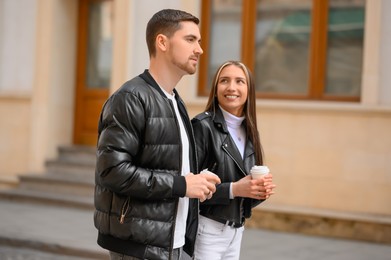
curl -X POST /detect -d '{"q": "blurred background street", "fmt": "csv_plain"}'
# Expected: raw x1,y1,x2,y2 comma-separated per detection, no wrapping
0,199,390,260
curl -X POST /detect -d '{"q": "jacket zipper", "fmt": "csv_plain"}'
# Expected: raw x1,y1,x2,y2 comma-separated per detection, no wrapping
179,98,199,258
222,144,246,176
120,198,130,224
222,144,246,223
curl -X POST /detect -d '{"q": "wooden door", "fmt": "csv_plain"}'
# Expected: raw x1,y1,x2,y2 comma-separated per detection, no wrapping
73,0,113,145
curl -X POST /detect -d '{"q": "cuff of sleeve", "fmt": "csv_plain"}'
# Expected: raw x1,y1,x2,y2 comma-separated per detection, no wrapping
229,182,234,199
172,176,187,197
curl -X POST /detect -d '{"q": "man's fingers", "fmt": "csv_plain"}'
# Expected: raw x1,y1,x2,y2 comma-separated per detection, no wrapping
185,172,221,200
199,172,220,194
200,190,211,202
205,181,217,193
202,172,221,184
207,190,212,199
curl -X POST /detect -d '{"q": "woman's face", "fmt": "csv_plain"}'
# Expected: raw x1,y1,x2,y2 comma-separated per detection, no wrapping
216,65,248,117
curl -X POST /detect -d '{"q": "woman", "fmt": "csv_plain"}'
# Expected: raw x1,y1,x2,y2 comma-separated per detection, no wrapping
192,61,276,260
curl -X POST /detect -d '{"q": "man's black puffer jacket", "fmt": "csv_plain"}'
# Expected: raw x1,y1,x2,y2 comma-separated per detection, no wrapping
94,70,198,260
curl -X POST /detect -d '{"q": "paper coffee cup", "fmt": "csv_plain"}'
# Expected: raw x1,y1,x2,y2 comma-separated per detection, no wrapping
250,165,270,179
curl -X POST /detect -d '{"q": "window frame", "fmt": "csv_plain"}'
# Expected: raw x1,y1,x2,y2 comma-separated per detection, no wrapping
198,0,361,102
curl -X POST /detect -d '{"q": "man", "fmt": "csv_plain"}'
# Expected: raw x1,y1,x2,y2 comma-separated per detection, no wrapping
94,9,220,260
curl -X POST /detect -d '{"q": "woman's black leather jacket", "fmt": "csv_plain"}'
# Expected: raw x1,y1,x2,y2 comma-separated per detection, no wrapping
192,106,263,226
94,70,198,260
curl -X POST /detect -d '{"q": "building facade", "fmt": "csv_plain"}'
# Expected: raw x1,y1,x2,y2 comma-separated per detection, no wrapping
0,0,390,222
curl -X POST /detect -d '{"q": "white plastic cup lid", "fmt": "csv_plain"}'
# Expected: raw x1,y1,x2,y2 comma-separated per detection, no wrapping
250,165,270,174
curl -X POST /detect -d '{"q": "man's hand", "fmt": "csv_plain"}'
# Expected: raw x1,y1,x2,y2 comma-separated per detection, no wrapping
185,172,221,202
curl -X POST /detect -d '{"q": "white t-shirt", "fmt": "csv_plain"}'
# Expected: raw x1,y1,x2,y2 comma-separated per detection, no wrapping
161,88,190,249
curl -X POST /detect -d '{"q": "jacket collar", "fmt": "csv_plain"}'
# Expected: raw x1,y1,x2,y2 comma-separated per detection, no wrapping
212,106,254,175
139,69,180,99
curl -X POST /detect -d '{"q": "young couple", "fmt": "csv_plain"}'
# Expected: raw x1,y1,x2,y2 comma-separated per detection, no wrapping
94,9,276,260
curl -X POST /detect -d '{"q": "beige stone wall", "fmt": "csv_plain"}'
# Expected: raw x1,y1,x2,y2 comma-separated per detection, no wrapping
28,0,77,172
0,0,77,178
0,95,31,178
187,101,391,215
260,102,391,216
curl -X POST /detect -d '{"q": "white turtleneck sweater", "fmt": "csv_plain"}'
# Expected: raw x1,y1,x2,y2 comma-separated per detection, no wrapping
220,106,246,158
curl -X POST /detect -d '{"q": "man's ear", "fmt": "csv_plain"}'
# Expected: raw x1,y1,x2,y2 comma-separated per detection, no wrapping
156,34,168,52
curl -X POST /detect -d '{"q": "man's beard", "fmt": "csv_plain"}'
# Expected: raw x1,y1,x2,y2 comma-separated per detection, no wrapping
172,57,197,75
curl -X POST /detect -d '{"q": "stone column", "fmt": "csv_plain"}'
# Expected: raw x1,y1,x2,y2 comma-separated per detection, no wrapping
29,0,78,172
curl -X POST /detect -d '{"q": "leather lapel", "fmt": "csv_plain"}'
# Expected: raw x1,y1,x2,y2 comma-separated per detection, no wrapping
214,108,246,176
221,135,246,176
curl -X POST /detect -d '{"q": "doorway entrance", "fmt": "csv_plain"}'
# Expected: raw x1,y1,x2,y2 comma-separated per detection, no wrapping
73,0,113,145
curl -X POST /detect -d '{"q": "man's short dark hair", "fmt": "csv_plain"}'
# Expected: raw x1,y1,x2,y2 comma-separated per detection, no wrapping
146,9,199,57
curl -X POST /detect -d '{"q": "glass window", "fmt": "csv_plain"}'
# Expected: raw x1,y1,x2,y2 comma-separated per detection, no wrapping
199,0,365,101
207,0,242,88
255,0,312,94
325,0,365,97
86,1,113,89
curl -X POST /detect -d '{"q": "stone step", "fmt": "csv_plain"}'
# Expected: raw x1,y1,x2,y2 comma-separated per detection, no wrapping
0,189,93,210
45,159,95,176
0,175,19,189
19,173,94,197
0,145,97,210
57,145,96,165
247,203,391,245
43,145,96,176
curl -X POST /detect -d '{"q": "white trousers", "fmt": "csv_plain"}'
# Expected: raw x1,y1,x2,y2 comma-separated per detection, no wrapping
194,215,244,260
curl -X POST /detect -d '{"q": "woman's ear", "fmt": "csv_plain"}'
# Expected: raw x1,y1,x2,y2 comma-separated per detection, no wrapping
156,34,168,52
